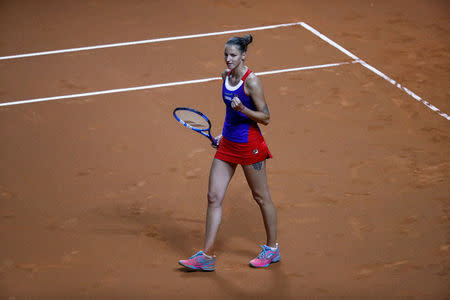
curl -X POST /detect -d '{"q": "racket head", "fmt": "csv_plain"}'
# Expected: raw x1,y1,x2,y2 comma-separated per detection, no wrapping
173,107,212,132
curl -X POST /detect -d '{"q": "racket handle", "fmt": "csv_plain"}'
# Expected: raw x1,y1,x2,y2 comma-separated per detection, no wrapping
211,138,218,148
211,134,222,148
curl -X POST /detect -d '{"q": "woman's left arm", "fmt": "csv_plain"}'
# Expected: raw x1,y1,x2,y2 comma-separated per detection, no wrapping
231,74,270,125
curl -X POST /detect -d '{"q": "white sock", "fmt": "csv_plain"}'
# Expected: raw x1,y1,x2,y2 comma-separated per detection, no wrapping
268,243,278,251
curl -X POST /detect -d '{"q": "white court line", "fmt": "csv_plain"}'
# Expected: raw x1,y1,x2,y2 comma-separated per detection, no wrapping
0,62,351,107
300,22,449,121
0,22,302,61
2,21,446,120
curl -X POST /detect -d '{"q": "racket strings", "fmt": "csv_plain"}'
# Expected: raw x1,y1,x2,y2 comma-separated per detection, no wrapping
175,110,210,130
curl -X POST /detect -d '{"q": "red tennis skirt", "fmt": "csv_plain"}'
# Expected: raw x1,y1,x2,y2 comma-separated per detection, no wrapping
215,134,273,165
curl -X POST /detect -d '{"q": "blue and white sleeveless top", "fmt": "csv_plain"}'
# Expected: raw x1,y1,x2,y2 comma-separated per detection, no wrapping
222,69,261,143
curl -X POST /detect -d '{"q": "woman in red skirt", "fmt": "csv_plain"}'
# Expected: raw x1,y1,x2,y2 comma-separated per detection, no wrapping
179,34,280,271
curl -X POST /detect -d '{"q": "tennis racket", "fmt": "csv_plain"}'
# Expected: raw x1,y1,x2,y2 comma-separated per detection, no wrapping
173,107,218,147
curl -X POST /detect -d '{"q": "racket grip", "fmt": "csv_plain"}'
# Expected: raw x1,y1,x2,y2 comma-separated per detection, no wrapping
211,138,218,148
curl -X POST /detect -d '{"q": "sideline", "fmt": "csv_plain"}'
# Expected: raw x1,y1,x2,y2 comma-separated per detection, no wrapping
300,22,449,120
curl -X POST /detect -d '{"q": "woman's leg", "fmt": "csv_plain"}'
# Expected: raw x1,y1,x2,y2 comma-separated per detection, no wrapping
242,160,277,247
203,158,237,254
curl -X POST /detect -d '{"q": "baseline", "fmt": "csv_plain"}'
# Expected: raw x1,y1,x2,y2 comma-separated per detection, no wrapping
0,22,302,61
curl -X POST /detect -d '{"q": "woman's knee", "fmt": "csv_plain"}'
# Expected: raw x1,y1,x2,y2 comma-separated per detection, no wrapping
252,190,271,206
207,190,224,207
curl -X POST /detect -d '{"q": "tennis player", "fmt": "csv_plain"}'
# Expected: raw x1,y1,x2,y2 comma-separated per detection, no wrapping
179,34,279,271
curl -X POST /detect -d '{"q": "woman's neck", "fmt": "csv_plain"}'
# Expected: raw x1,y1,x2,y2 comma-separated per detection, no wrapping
230,63,247,80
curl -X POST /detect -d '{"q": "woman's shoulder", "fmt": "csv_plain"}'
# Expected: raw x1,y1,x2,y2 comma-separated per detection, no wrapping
221,69,231,80
245,72,262,89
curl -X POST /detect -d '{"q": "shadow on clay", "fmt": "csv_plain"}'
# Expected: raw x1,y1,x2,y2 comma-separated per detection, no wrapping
93,174,293,298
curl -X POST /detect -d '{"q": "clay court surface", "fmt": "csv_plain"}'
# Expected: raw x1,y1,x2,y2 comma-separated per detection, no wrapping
1,0,449,298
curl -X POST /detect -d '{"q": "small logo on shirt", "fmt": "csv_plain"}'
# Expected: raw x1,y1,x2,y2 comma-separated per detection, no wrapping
253,149,259,155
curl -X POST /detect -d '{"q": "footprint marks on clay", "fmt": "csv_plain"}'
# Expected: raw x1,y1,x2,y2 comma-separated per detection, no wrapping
269,169,328,177
395,215,421,237
14,260,73,273
22,111,43,125
0,186,15,219
77,168,123,178
143,225,167,242
200,61,218,70
127,199,149,215
61,250,81,264
438,244,450,256
124,180,147,192
288,217,320,225
277,202,322,210
277,193,340,211
184,168,202,179
421,127,450,144
286,272,305,278
111,144,129,153
60,79,88,91
355,260,423,280
391,97,420,119
182,148,206,180
348,217,374,240
186,147,206,159
344,192,370,197
0,185,14,200
350,153,419,185
76,168,95,177
223,262,248,272
279,86,289,96
413,161,449,188
349,160,374,184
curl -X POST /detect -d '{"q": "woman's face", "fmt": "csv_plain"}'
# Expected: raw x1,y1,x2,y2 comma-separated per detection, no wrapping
224,44,246,70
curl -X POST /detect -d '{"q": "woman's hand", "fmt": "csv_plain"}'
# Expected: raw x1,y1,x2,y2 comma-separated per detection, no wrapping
231,95,245,112
212,134,223,149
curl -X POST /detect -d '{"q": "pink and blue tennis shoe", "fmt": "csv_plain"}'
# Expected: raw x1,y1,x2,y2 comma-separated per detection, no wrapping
249,243,281,268
178,251,215,271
